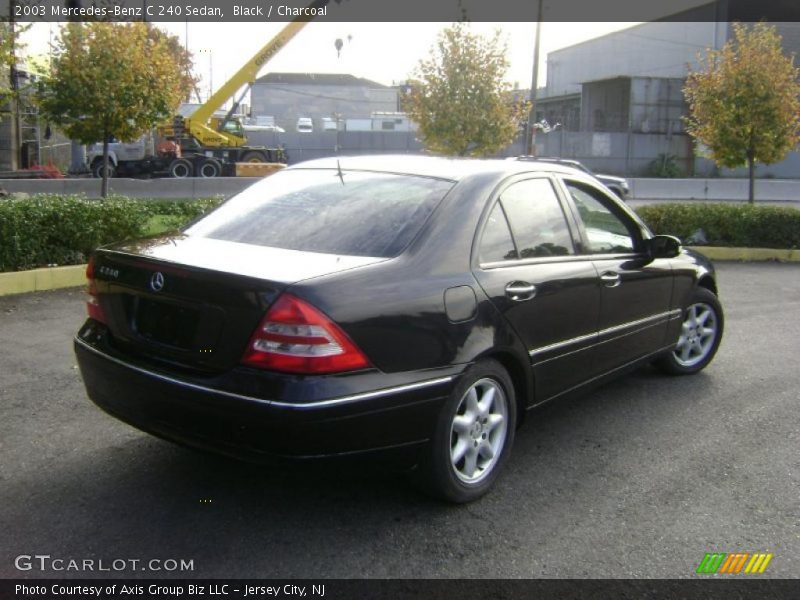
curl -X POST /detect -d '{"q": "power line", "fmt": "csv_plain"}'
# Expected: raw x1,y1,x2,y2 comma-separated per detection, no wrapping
255,84,395,104
616,29,718,50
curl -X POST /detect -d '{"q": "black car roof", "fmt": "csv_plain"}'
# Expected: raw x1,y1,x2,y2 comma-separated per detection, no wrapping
285,154,585,182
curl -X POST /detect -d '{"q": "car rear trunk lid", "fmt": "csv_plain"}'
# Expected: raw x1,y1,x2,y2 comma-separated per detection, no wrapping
91,235,383,372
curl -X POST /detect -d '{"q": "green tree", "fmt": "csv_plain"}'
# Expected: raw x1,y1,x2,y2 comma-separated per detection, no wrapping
0,21,32,170
0,22,18,113
36,22,189,196
684,22,800,203
403,23,528,157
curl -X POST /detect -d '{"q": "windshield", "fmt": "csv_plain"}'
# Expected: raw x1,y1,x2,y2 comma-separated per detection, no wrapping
186,169,455,258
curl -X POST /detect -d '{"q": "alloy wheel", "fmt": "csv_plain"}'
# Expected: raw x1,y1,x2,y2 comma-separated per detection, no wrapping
673,302,718,367
449,378,508,484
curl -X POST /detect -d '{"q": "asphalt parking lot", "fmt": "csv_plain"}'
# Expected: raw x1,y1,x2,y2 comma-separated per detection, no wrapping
1,262,798,579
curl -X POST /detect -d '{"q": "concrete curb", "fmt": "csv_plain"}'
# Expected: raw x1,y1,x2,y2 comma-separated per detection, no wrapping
1,246,798,297
0,265,86,297
689,246,800,262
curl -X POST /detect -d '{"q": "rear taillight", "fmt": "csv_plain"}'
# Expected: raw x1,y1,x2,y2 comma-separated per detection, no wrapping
85,256,106,324
241,293,370,374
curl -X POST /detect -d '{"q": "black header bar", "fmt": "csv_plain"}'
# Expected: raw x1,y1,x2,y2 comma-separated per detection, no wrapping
2,0,799,23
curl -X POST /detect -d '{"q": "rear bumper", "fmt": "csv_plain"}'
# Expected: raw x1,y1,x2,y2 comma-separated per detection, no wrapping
74,334,456,466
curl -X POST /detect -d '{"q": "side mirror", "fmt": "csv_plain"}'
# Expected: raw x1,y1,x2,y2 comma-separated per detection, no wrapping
647,235,682,259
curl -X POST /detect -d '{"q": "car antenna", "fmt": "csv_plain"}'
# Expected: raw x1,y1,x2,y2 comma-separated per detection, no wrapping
336,159,345,185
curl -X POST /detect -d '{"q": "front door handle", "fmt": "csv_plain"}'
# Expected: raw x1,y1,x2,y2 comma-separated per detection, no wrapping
505,281,537,301
600,271,621,288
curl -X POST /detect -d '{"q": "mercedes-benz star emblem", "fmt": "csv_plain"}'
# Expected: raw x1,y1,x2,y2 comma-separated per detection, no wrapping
149,271,165,292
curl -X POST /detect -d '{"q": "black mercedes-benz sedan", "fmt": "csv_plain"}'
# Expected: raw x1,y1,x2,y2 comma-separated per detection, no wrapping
75,156,723,502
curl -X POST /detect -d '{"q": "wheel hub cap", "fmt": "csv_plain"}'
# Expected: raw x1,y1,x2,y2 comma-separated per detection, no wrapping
449,378,508,484
673,302,718,368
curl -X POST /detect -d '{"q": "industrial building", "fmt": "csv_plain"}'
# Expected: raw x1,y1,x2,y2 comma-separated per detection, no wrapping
535,19,800,177
249,72,400,133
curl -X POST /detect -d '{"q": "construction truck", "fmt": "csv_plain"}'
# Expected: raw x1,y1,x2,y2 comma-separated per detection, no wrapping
86,116,285,179
88,0,336,178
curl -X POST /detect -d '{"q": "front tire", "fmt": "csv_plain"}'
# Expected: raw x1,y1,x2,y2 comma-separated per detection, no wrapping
415,359,516,503
655,287,723,375
91,161,115,179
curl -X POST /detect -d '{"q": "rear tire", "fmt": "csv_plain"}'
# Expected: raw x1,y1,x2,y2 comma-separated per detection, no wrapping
413,359,516,503
198,158,222,178
655,287,723,375
168,158,193,178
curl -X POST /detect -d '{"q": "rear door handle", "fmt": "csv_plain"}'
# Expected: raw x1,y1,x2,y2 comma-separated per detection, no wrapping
600,271,621,288
505,281,537,301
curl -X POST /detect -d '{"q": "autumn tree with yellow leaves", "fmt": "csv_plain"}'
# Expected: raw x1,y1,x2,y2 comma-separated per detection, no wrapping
37,23,191,196
404,23,528,157
684,23,800,203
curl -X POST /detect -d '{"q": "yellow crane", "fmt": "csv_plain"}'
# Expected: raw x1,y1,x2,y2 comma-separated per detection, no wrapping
172,0,337,154
91,1,341,178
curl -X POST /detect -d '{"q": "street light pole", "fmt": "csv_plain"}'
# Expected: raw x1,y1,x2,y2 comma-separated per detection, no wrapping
198,48,213,101
525,0,543,156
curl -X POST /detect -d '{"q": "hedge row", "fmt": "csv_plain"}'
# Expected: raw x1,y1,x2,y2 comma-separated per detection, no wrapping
2,196,798,272
0,195,224,272
636,203,800,250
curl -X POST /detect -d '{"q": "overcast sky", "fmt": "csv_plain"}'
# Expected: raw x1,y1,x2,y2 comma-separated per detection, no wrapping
22,21,635,99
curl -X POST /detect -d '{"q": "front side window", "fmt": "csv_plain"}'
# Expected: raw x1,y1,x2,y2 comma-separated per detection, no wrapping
187,169,454,258
564,181,636,254
499,178,574,258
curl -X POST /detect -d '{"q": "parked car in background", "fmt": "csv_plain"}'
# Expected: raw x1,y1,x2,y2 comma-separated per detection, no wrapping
243,123,285,133
75,156,722,503
296,117,313,133
512,156,630,199
321,117,339,131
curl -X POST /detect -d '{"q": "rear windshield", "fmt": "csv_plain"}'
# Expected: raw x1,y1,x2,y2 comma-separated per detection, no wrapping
186,169,454,258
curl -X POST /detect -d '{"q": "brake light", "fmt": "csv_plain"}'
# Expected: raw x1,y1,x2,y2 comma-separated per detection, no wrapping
85,256,106,324
241,293,370,374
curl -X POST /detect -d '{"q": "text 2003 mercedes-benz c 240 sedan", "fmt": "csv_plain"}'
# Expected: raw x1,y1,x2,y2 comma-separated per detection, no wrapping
75,156,723,502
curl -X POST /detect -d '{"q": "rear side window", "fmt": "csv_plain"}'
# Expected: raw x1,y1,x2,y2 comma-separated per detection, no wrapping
187,169,454,257
499,178,574,258
480,204,517,263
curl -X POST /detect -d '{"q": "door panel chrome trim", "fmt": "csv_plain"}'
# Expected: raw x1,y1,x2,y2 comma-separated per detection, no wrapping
528,309,681,359
75,337,452,410
480,252,640,270
528,343,678,409
529,331,599,358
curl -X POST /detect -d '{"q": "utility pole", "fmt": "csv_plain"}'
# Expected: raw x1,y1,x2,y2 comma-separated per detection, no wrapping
524,0,543,156
8,2,20,170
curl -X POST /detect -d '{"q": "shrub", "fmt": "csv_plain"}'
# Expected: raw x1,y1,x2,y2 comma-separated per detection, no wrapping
142,197,224,220
647,153,683,178
0,195,225,272
141,197,225,233
20,164,65,179
636,203,800,249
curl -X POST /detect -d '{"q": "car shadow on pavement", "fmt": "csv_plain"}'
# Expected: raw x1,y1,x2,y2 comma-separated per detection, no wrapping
4,365,720,578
